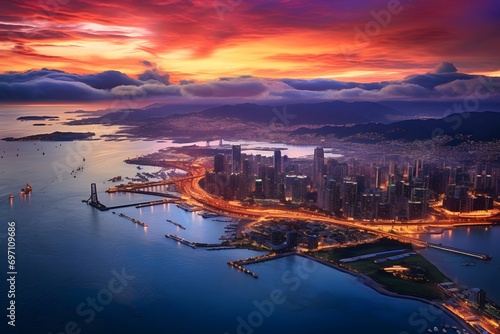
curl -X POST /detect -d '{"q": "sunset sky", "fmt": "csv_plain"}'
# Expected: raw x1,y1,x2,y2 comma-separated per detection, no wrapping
1,0,499,103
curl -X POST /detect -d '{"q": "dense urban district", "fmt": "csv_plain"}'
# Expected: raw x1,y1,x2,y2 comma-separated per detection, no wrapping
94,137,500,334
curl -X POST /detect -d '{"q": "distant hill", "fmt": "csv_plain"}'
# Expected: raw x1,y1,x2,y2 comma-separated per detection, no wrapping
292,111,500,143
67,100,400,126
198,101,400,125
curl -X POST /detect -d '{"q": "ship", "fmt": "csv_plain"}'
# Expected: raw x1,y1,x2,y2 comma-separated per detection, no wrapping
20,183,32,195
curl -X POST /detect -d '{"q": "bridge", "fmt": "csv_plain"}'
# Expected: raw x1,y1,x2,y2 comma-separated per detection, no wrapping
105,175,199,194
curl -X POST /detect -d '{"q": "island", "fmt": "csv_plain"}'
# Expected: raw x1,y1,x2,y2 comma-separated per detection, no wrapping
17,115,60,121
2,131,95,141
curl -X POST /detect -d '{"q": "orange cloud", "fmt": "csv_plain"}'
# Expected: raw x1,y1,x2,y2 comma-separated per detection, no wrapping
0,0,498,83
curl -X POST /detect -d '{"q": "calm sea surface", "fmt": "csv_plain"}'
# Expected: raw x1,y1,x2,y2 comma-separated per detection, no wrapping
0,106,493,333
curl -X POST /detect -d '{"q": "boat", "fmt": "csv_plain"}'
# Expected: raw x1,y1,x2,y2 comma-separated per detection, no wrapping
8,194,13,199
20,183,32,195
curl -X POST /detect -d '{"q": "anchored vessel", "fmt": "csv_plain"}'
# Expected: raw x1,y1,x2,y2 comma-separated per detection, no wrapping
20,183,32,195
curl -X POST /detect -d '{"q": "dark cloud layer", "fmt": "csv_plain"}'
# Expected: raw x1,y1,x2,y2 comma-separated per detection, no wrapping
1,62,499,103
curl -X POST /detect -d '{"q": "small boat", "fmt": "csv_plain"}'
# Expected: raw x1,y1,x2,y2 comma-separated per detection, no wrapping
20,183,32,195
8,194,13,199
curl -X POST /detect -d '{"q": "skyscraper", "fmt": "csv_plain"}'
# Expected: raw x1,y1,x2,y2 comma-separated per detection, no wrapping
214,154,225,173
273,150,282,198
313,147,324,189
231,145,241,174
273,150,282,175
342,179,358,218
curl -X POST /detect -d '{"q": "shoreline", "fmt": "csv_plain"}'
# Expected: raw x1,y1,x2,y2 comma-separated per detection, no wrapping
297,253,478,333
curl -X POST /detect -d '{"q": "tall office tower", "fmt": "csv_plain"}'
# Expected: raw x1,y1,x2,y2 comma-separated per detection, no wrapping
313,147,324,189
342,179,358,218
321,179,341,214
273,150,282,175
231,145,241,174
214,154,225,173
274,150,282,197
292,175,308,204
284,175,297,201
407,166,414,184
361,192,381,220
259,166,275,198
414,159,423,178
374,166,380,188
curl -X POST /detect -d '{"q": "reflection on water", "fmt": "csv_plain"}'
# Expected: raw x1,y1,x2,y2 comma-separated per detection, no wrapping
0,106,469,333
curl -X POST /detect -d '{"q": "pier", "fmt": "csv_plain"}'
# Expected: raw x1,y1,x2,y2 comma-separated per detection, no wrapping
166,219,186,230
232,252,296,266
226,252,297,279
428,243,491,260
116,213,148,228
164,234,223,249
135,199,178,208
120,190,179,198
109,198,177,210
165,234,197,248
105,176,198,194
84,183,180,211
227,261,258,278
207,246,237,251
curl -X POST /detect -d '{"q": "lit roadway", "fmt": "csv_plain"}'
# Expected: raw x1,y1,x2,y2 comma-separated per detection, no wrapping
174,162,499,248
176,162,428,246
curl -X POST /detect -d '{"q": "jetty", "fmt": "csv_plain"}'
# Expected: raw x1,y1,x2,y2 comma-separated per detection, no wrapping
116,213,148,228
164,234,222,249
227,261,258,278
226,252,297,279
428,243,491,260
165,234,197,248
166,219,186,230
206,246,237,251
